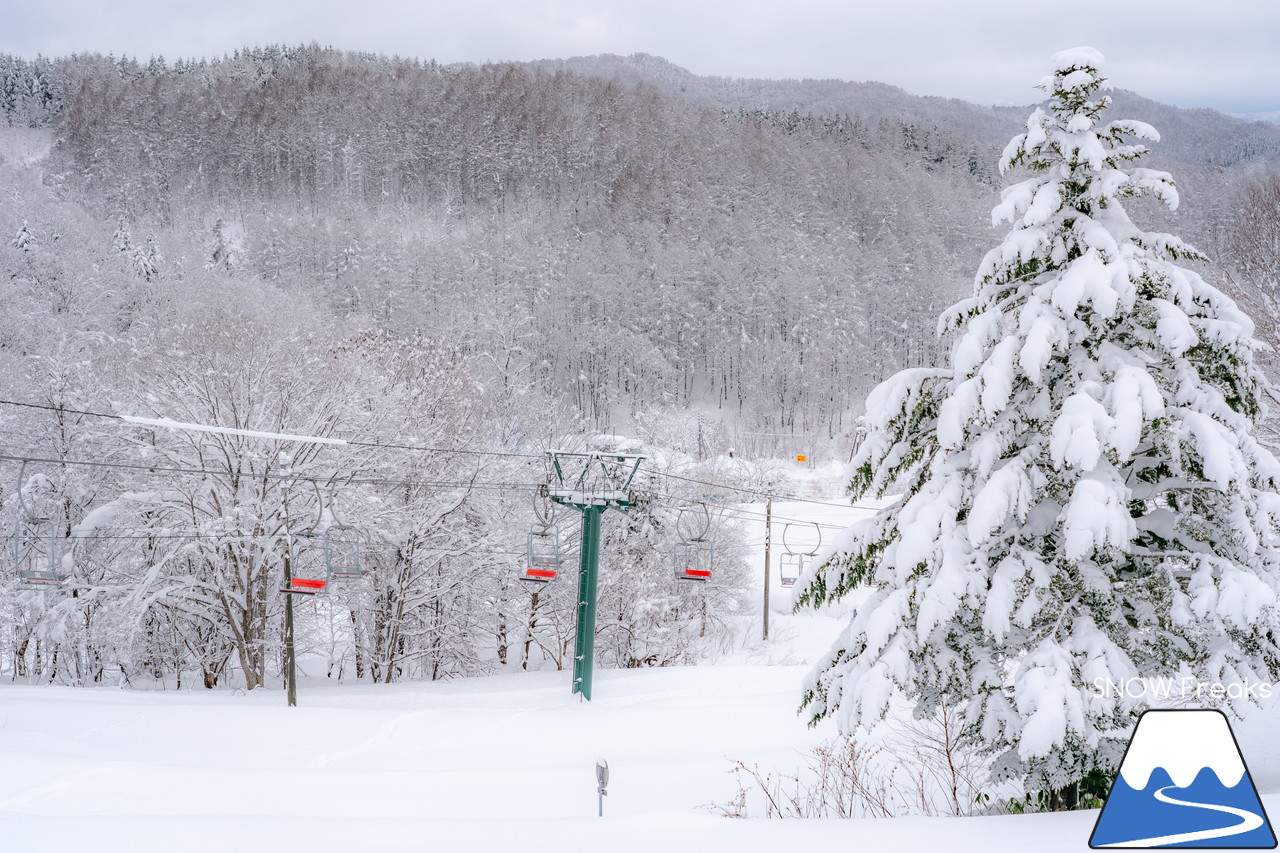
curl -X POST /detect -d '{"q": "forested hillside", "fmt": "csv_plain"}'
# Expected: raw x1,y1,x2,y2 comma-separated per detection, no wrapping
1,44,1277,690
529,52,1280,164
6,46,1007,445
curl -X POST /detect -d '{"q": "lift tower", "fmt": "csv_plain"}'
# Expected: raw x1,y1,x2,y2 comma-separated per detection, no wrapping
545,451,643,701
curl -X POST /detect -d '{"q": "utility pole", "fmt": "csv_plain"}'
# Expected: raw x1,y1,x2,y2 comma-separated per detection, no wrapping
762,498,772,641
546,451,644,701
284,576,297,707
282,494,298,708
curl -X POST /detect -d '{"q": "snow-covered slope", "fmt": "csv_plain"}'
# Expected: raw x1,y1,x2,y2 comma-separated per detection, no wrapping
0,667,1065,852
4,665,1279,853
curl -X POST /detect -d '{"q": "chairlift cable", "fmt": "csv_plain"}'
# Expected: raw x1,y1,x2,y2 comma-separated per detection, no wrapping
0,452,541,493
0,400,884,508
0,399,885,512
644,492,851,529
640,466,885,511
2,452,861,545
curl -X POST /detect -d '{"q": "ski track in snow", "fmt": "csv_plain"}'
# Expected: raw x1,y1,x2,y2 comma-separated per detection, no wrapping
307,711,428,769
0,761,131,812
1101,784,1264,847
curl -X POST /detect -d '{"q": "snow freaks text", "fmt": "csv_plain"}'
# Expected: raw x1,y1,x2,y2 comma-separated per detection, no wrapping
1092,677,1274,701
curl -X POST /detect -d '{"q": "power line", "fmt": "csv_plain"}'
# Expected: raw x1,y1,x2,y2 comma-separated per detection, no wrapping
715,506,852,530
0,397,887,513
641,488,855,530
1,448,888,522
0,399,112,421
0,452,538,493
0,398,541,460
641,466,886,512
30,529,529,556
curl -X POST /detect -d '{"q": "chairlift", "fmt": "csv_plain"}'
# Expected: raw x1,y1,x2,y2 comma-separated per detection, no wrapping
674,539,713,582
524,525,563,585
780,522,822,589
12,462,70,589
674,503,714,583
322,487,367,583
281,531,328,596
282,483,368,595
324,525,365,582
14,517,68,587
779,553,803,588
523,484,562,586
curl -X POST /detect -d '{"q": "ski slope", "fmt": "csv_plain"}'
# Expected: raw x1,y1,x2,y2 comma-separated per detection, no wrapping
5,465,1280,852
9,662,1280,853
0,665,1093,853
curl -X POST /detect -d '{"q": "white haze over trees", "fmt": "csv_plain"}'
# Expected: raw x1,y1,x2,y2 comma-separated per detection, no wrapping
798,47,1280,808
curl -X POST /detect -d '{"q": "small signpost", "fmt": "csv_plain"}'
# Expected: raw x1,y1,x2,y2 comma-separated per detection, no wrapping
596,758,609,817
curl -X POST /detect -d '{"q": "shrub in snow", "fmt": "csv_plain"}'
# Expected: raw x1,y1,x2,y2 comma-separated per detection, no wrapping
796,46,1280,808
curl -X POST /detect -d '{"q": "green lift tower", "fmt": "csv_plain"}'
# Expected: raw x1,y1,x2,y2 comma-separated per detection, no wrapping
545,450,644,701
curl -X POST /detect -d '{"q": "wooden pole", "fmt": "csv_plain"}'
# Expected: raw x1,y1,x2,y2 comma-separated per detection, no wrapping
284,546,297,708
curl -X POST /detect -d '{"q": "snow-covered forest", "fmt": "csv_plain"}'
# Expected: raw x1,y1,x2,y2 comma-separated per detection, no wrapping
1,43,1279,709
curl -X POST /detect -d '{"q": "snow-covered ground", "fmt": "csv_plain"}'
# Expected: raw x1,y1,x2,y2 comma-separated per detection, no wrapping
11,663,1280,853
5,464,1280,852
0,666,1075,853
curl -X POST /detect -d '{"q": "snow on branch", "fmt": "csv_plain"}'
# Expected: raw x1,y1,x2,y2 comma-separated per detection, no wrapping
120,415,349,445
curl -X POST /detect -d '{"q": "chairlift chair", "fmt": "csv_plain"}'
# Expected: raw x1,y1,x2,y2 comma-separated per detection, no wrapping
522,483,563,587
324,525,365,581
281,532,328,596
674,539,713,582
674,503,714,583
14,517,69,587
281,576,327,595
523,524,562,585
12,463,70,588
779,553,804,588
779,522,822,590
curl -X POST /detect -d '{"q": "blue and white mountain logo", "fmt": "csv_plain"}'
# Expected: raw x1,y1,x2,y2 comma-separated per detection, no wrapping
1090,709,1276,848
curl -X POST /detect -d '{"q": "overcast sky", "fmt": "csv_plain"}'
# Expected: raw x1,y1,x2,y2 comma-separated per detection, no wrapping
4,0,1278,114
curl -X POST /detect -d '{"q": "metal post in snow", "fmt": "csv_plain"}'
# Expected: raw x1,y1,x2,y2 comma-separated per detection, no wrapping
596,758,609,817
572,504,604,701
762,498,772,641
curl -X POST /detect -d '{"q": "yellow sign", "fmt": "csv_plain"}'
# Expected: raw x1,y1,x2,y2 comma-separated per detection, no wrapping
796,454,807,463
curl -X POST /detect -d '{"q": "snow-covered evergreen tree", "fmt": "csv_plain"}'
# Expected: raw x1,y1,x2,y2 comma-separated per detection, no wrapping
112,218,132,254
206,216,236,273
797,47,1280,803
133,234,161,281
12,219,32,250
